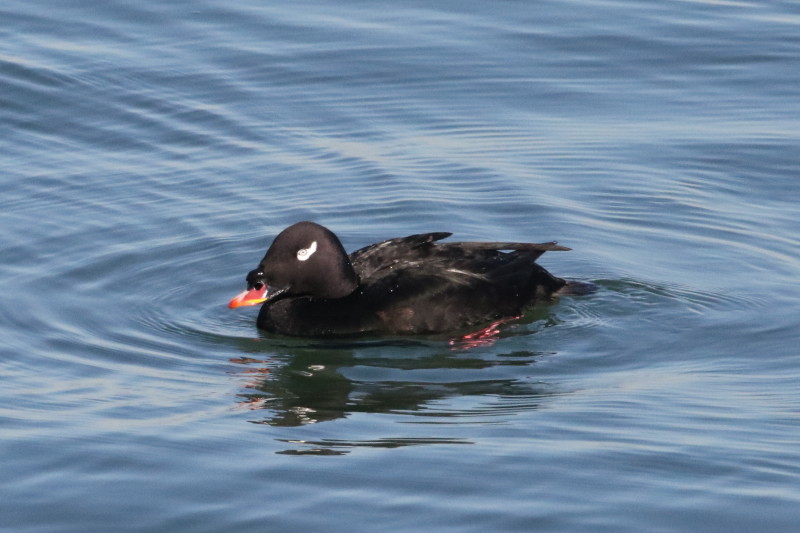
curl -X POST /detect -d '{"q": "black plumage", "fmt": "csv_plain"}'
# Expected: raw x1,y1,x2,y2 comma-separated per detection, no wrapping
230,221,574,337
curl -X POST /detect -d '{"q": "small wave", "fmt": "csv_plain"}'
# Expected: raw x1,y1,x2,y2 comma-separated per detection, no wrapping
595,277,768,314
275,437,473,456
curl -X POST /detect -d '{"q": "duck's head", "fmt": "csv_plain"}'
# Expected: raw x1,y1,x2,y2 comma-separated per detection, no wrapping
229,221,359,308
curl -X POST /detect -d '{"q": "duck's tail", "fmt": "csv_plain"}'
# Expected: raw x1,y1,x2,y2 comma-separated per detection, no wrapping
555,280,598,296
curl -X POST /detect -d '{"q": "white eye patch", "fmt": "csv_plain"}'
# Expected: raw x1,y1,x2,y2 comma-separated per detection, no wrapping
296,241,317,261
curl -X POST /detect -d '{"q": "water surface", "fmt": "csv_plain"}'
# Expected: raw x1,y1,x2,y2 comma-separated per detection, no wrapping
2,0,800,531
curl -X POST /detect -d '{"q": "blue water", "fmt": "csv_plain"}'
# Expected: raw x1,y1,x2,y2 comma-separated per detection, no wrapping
3,0,800,531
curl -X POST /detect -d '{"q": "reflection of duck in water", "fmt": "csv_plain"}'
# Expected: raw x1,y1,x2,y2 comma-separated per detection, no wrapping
230,222,589,337
233,345,556,428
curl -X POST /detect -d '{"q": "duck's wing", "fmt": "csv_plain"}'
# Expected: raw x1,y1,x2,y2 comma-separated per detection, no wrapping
442,241,570,262
350,232,452,278
350,230,571,278
360,250,567,334
452,241,570,252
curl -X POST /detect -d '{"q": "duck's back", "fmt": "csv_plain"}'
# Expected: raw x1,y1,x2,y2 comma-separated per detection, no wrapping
350,231,568,275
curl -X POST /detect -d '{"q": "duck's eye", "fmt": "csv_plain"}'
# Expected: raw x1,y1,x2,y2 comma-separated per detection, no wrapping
296,241,318,261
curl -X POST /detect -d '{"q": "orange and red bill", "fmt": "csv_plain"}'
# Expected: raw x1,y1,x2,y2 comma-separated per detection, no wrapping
228,286,269,309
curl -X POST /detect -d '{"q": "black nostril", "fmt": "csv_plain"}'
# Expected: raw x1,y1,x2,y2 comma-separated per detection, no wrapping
253,282,264,290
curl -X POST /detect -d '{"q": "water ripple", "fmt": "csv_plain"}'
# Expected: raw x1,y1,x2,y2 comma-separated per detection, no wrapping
3,0,800,530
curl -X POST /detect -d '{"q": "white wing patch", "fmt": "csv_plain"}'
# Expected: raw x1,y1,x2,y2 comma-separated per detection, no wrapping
296,241,317,261
445,268,488,283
